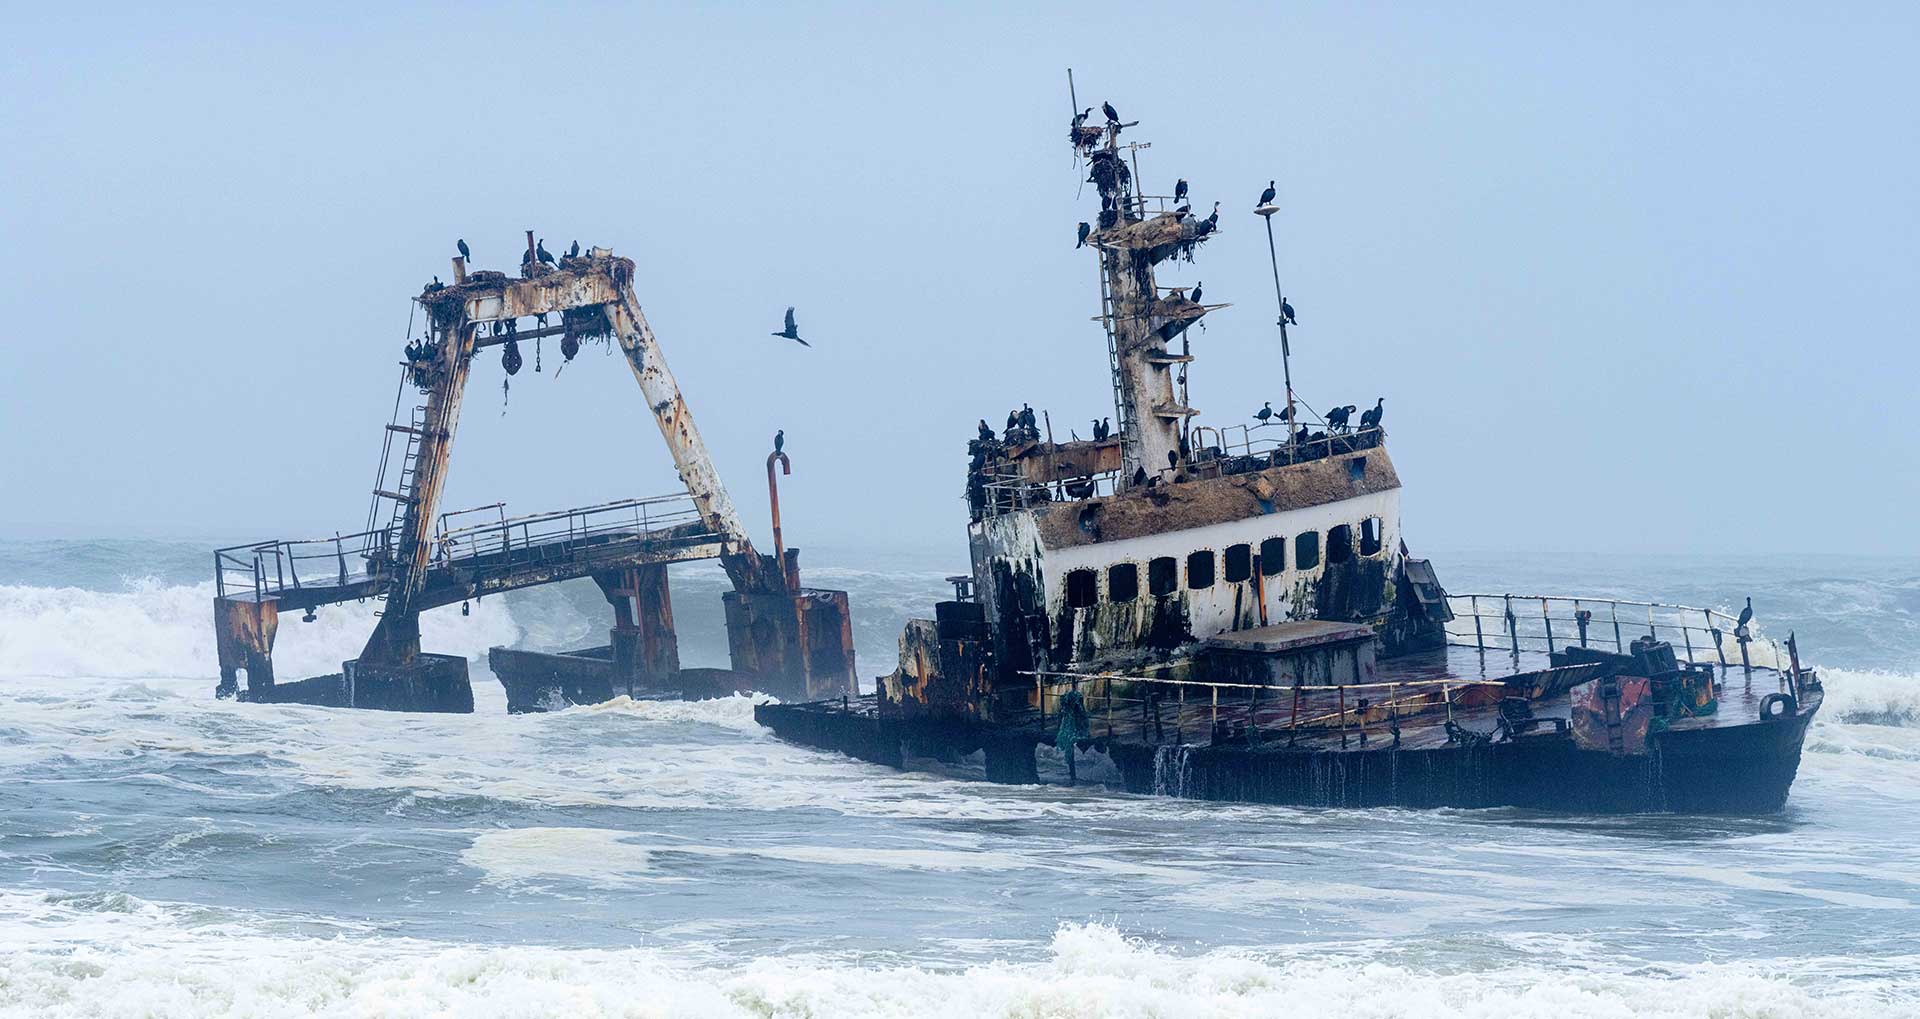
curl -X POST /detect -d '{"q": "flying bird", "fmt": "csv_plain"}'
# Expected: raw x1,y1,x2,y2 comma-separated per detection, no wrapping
1102,101,1120,123
457,238,470,262
1076,222,1091,248
1259,180,1277,206
772,307,809,346
1174,178,1189,202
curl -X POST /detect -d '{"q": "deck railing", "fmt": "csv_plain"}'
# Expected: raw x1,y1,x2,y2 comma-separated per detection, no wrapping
214,492,709,601
1019,669,1506,748
1442,593,1792,675
974,426,1384,517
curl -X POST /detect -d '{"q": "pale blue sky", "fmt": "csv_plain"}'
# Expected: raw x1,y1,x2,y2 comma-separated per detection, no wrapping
2,2,1915,559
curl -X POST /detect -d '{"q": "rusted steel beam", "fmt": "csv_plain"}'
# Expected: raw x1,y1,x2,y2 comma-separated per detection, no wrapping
603,289,773,594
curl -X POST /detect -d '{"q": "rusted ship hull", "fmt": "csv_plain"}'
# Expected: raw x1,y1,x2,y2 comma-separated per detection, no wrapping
756,686,1820,814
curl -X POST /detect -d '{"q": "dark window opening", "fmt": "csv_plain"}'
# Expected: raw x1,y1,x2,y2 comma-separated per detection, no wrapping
1327,524,1353,565
1260,537,1286,575
1187,550,1216,589
1065,568,1098,609
1348,456,1367,480
1360,518,1383,557
1295,531,1321,570
1108,562,1139,603
1224,544,1252,584
1148,556,1178,596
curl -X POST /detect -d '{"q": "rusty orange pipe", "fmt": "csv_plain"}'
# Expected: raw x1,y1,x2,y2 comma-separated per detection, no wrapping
767,448,792,593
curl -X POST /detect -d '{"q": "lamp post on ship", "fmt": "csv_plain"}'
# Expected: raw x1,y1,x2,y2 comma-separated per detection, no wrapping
1256,198,1297,448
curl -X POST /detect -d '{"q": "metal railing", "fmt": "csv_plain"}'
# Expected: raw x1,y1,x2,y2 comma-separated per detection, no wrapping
973,426,1385,517
1443,593,1791,675
1021,669,1506,748
431,494,709,564
214,493,709,602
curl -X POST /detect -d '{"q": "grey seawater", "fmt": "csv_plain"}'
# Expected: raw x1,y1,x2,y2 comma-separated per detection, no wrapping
1,539,1917,1017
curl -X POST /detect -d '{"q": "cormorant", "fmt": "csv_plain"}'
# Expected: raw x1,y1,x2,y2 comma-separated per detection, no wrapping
521,248,534,266
774,429,785,453
1254,401,1273,423
1190,281,1203,304
1007,410,1019,430
1173,203,1190,220
1076,222,1091,248
1102,100,1119,123
536,239,555,265
1205,201,1220,227
1281,299,1296,325
1131,465,1148,487
1072,107,1092,127
1360,397,1384,430
1259,180,1276,206
1019,404,1036,430
1327,404,1355,432
1167,449,1179,470
1100,416,1110,439
1174,178,1189,202
978,419,994,442
457,238,470,261
568,240,580,258
1090,418,1102,440
772,307,809,346
1737,597,1754,629
1294,425,1310,444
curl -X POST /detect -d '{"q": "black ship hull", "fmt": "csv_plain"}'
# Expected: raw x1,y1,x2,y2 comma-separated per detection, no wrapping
756,685,1820,815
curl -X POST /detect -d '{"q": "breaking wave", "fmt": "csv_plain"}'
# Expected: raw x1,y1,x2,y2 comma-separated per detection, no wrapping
0,890,1912,1019
1815,668,1920,727
0,579,520,681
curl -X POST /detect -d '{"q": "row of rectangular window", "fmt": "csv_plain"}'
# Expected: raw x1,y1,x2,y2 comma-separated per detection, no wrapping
1062,518,1384,608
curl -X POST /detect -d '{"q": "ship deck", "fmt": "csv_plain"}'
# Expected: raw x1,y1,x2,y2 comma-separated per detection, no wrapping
796,645,1804,756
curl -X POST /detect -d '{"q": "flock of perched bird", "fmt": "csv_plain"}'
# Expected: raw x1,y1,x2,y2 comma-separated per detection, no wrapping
451,237,814,350
1257,397,1385,434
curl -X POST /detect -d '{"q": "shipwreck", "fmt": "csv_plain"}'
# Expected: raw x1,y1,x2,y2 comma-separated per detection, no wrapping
754,95,1822,814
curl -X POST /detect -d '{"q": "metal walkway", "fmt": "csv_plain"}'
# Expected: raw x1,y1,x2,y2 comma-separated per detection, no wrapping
214,493,724,615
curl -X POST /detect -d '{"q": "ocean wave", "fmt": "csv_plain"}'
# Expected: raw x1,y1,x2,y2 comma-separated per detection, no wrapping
1815,668,1920,727
0,893,1912,1018
0,579,519,681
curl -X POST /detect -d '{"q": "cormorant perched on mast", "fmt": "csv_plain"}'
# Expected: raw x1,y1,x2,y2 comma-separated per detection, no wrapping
1281,299,1296,325
1254,401,1274,423
1076,222,1091,248
1102,100,1119,124
1259,180,1277,206
456,238,470,262
1174,178,1189,202
774,429,785,453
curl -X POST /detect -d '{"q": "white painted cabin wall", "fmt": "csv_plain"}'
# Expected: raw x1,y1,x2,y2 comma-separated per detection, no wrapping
1042,489,1401,646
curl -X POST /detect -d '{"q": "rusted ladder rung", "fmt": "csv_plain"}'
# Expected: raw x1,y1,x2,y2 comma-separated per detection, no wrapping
372,489,417,503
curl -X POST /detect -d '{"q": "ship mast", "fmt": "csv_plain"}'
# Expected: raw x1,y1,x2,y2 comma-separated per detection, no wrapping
1078,110,1207,487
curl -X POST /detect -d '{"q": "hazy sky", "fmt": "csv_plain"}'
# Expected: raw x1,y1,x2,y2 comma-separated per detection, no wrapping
3,2,1915,562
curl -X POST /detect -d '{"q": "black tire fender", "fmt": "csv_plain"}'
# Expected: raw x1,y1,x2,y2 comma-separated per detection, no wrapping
1759,692,1797,721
